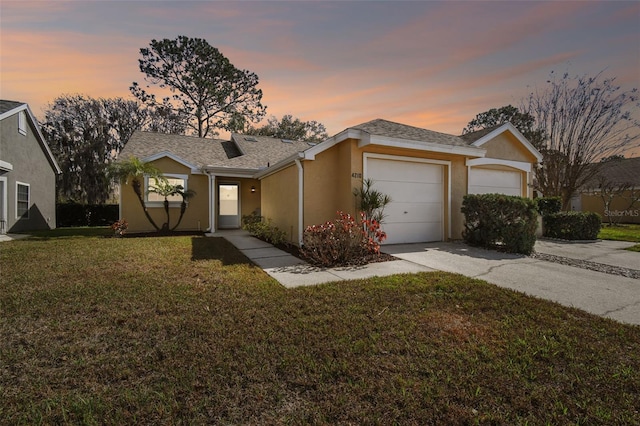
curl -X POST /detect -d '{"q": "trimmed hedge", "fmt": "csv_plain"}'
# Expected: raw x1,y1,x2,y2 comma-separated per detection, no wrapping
543,211,601,240
57,203,119,227
536,196,562,217
462,194,538,255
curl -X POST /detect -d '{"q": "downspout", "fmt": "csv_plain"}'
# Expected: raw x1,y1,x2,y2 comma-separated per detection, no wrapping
295,159,304,246
206,172,216,233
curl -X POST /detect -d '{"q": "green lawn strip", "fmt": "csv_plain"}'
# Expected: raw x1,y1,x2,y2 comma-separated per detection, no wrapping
598,224,640,243
1,234,639,424
598,224,640,252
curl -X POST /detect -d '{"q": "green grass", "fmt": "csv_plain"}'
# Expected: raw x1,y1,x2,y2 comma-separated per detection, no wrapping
599,224,640,251
2,229,639,424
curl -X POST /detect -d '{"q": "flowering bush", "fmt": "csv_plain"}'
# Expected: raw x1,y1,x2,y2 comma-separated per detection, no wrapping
111,219,128,237
301,211,387,267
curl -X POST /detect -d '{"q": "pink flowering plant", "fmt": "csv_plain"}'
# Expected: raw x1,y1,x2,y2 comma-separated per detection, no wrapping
301,211,387,267
111,219,128,237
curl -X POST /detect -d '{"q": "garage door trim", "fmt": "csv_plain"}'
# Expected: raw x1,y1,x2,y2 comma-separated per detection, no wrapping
363,153,451,241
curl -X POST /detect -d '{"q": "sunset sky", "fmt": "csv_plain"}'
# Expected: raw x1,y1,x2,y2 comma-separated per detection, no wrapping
1,0,639,141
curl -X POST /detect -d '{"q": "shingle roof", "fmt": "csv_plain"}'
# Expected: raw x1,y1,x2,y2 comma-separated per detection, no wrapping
119,131,312,171
0,100,25,115
585,157,640,188
349,118,470,147
458,125,502,144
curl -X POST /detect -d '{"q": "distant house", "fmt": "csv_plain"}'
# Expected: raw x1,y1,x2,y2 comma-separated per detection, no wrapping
572,157,640,224
119,119,542,244
0,100,61,233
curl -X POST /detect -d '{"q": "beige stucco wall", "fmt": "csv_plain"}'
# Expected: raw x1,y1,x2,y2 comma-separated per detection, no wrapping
120,157,210,233
260,164,299,244
480,133,537,163
303,139,355,227
473,132,539,198
581,191,640,224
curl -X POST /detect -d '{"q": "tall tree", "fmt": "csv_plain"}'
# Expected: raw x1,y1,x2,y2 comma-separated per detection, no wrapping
41,95,185,204
245,114,329,142
462,104,544,146
523,71,640,208
131,36,267,138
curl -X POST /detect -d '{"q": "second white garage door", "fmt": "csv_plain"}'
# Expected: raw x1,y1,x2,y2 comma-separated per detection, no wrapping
468,168,522,196
366,157,443,244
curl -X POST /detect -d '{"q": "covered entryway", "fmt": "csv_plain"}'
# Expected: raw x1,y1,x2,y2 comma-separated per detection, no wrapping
365,155,445,244
468,168,522,196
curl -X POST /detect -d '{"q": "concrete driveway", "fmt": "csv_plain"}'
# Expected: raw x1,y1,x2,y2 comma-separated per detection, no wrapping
383,240,640,326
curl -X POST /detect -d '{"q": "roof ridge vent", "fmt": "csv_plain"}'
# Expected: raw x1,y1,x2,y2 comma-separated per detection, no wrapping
281,139,294,144
244,136,258,142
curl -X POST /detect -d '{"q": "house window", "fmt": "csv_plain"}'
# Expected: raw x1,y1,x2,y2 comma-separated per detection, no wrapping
18,111,27,136
145,175,188,203
16,182,30,218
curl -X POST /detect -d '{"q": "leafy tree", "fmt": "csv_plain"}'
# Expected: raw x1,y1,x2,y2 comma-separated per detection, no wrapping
41,95,186,204
245,114,329,142
131,36,266,138
462,104,544,146
147,178,196,232
523,71,640,209
108,156,163,231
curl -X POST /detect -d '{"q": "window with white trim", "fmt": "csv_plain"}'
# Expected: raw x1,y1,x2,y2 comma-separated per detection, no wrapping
145,175,188,204
16,182,30,218
18,111,27,136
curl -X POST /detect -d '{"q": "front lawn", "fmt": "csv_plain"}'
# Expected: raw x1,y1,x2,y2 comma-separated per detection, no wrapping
1,230,639,424
599,224,640,251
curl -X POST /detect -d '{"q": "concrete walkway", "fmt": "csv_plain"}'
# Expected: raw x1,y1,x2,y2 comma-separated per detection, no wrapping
207,229,433,288
0,234,30,242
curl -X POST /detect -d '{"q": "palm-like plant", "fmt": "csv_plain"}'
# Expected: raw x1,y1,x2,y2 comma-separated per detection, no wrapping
109,156,163,231
147,179,196,232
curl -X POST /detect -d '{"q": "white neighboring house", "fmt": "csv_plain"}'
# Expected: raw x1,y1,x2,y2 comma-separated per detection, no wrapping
0,100,61,233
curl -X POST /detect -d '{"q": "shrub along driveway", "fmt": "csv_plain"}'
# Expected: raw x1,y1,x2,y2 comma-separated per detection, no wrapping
383,239,640,325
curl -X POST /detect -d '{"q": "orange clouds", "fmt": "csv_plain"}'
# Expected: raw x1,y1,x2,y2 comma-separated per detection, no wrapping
2,29,142,115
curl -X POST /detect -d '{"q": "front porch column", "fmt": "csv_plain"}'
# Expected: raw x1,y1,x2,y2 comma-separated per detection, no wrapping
209,174,216,232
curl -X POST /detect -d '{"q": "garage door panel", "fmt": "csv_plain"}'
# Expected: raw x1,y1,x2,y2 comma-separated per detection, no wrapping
374,181,442,203
384,202,442,223
383,222,442,244
469,168,521,196
367,157,444,244
368,159,442,183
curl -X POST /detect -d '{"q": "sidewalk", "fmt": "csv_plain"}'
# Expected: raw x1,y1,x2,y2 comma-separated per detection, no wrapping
207,230,433,288
0,234,30,242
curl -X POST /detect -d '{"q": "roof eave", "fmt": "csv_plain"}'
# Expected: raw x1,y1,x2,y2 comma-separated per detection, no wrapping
359,134,486,157
203,166,259,178
254,151,305,180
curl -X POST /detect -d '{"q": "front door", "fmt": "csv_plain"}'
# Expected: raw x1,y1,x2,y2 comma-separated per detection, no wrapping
218,183,240,228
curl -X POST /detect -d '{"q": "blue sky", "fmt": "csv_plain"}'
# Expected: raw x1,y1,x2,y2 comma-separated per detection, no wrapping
1,0,638,140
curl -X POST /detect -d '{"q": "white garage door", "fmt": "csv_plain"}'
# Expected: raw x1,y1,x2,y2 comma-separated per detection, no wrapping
469,168,522,196
367,157,443,244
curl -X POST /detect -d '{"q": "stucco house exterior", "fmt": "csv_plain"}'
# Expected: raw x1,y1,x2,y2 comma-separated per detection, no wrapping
119,119,542,244
0,100,61,233
571,156,640,224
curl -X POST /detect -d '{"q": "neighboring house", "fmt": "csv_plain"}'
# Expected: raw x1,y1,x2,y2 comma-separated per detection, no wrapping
0,100,61,233
119,119,542,244
571,157,640,224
